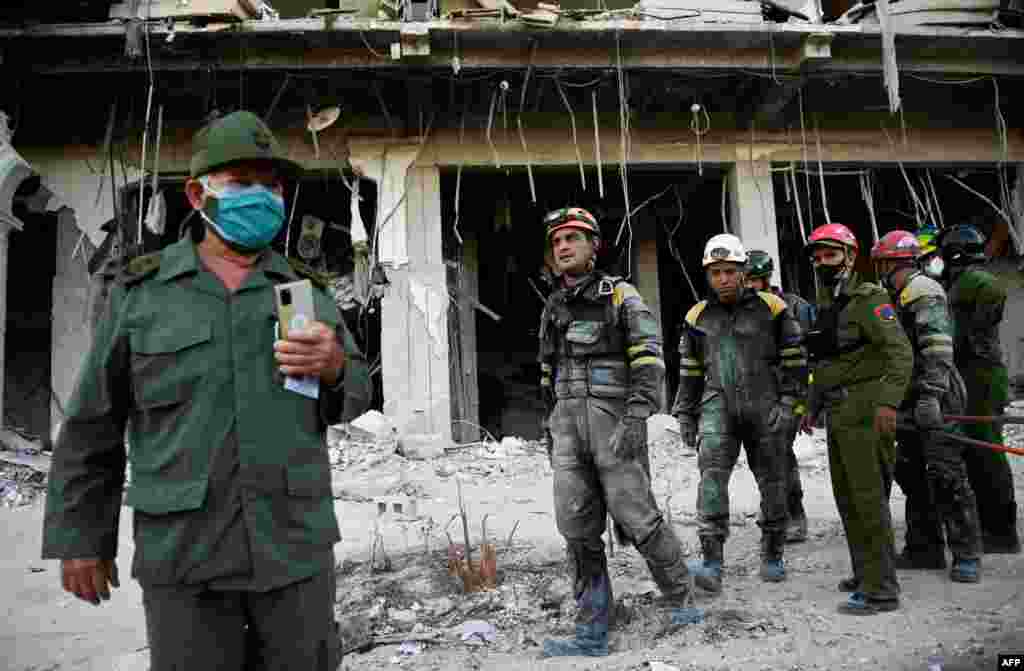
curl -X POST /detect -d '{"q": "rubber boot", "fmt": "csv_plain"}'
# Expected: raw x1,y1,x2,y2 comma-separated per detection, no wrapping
686,536,723,593
759,531,786,583
542,573,610,657
950,557,981,583
894,547,946,570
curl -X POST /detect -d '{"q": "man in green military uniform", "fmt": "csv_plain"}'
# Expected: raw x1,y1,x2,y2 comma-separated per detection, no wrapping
538,207,691,658
676,235,807,592
800,223,913,615
42,111,372,671
745,249,816,543
937,224,1020,555
871,230,982,582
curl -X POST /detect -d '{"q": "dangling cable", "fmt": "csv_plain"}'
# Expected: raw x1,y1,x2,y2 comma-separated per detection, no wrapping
860,170,879,244
925,169,944,229
812,114,832,225
592,89,604,199
137,7,156,246
518,41,538,203
486,87,501,168
690,102,710,176
797,87,814,226
454,109,466,245
789,164,807,245
666,186,700,303
614,31,633,279
721,173,729,233
555,75,586,192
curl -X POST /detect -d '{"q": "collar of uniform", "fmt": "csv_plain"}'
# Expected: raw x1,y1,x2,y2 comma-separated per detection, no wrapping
155,238,296,286
561,272,600,298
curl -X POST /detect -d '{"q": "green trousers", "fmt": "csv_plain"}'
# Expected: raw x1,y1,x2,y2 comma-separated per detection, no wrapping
959,362,1018,544
827,382,900,601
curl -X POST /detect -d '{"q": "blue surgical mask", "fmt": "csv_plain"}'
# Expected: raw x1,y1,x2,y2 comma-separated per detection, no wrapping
199,177,286,251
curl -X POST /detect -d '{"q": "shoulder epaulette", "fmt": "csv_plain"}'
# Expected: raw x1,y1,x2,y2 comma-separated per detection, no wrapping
287,258,334,291
685,300,708,327
899,274,945,307
756,290,787,317
612,281,640,307
121,253,161,285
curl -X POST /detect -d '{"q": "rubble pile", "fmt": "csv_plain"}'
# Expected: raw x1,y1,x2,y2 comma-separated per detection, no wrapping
0,430,49,508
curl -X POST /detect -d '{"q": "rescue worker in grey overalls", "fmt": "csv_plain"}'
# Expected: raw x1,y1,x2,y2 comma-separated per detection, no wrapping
674,234,808,592
538,207,691,657
870,230,982,583
745,250,816,543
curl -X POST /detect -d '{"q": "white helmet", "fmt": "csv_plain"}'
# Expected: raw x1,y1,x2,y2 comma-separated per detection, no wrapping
702,233,748,267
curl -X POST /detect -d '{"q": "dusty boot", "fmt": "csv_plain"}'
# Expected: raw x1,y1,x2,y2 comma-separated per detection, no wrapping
894,547,946,570
686,536,723,593
542,572,611,657
837,577,859,592
950,557,981,583
759,531,786,582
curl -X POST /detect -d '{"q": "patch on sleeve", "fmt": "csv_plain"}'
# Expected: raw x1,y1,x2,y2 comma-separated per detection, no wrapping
873,303,898,322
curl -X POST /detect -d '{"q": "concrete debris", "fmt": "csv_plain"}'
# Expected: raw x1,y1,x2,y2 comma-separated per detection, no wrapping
351,410,398,442
397,434,449,460
647,662,682,671
460,619,497,644
647,413,681,445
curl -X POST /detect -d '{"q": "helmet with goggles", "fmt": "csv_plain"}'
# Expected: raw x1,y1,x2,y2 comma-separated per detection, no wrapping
544,207,601,241
745,250,774,279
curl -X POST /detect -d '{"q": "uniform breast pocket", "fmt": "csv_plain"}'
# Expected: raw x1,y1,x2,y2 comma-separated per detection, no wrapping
565,320,607,357
836,323,862,351
130,323,213,409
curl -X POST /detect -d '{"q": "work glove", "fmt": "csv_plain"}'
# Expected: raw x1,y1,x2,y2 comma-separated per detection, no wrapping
611,415,647,461
914,396,944,429
769,396,798,433
677,414,698,449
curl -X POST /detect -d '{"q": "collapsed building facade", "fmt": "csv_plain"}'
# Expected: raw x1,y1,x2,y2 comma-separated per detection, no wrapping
0,0,1022,447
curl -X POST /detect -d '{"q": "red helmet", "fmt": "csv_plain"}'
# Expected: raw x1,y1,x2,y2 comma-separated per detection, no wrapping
544,207,601,241
807,223,859,252
870,230,921,260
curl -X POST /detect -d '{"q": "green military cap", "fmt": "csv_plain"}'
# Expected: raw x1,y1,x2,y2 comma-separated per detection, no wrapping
190,110,303,179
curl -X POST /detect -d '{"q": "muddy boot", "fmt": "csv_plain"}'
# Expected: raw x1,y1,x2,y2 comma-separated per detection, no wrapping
894,547,946,570
686,536,723,593
542,572,610,658
759,531,786,583
950,557,981,583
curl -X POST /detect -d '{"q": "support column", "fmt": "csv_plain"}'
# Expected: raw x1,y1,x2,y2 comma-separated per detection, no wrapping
453,231,480,442
728,159,781,288
378,165,452,440
632,211,667,412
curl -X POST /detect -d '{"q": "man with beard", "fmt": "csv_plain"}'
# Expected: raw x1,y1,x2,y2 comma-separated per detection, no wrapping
744,249,815,543
871,230,982,582
537,207,691,657
800,223,913,615
674,234,807,592
936,224,1020,555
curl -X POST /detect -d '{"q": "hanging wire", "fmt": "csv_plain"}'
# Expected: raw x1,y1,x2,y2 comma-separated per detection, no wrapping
613,31,634,278
454,110,466,245
486,87,501,167
788,164,807,245
860,170,880,244
797,87,814,227
812,114,832,225
592,89,604,199
285,181,301,259
517,41,538,203
880,123,928,228
925,169,944,229
136,5,156,246
721,173,729,233
664,185,701,303
689,102,710,176
555,75,587,192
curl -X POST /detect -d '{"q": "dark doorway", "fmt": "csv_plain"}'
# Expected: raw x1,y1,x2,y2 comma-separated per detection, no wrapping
4,202,57,443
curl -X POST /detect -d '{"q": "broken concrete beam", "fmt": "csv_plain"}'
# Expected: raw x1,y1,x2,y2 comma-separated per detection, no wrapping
109,0,259,20
636,0,764,23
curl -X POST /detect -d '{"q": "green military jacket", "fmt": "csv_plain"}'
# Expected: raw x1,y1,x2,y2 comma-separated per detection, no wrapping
42,238,371,590
809,273,913,413
947,265,1006,369
892,270,958,404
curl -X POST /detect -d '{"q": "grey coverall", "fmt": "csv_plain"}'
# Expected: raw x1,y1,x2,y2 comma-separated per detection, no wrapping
539,272,689,630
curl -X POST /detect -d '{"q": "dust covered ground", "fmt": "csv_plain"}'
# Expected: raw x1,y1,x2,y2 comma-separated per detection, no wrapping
1,413,1022,670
